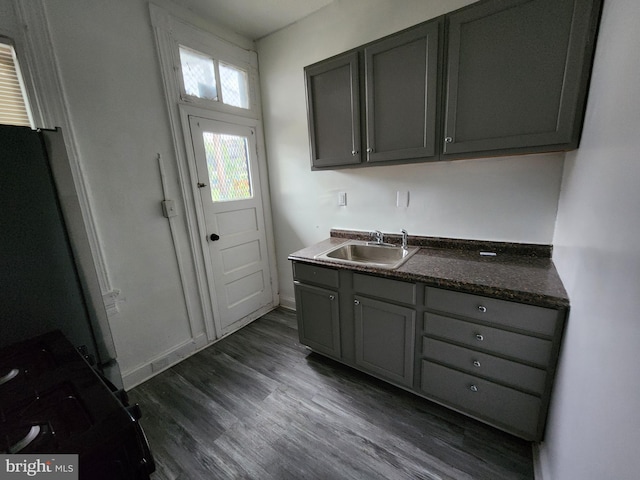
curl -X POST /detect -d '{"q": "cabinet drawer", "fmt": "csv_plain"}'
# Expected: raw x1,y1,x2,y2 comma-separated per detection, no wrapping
420,361,541,439
424,313,552,367
425,287,558,336
293,262,339,288
354,273,416,305
422,338,546,395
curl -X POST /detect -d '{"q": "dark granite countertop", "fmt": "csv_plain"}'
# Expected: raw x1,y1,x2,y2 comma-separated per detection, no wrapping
288,233,569,309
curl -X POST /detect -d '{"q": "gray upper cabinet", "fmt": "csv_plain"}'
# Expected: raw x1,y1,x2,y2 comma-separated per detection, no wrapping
305,20,440,169
305,52,361,168
364,21,440,164
442,0,603,158
304,0,602,169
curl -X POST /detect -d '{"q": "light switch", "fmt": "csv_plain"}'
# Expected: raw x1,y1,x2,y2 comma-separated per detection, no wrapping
338,192,347,206
161,199,178,218
396,191,409,208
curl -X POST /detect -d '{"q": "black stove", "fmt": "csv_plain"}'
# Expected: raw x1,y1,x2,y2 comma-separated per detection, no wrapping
0,331,154,479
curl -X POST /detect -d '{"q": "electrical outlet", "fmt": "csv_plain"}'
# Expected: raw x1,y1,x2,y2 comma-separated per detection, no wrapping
396,191,409,208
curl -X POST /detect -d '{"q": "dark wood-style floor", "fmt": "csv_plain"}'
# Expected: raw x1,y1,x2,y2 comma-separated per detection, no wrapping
129,308,534,480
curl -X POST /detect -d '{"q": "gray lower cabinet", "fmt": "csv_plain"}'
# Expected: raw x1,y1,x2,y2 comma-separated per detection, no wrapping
421,286,566,440
293,263,341,358
354,296,415,388
292,261,566,441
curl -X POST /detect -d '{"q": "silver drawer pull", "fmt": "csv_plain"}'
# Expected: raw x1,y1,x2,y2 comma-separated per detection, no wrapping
354,299,360,305
329,295,335,301
473,360,481,368
475,334,484,341
469,385,479,392
477,305,487,313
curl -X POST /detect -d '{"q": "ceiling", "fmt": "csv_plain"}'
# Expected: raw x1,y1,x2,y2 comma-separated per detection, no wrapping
169,0,335,40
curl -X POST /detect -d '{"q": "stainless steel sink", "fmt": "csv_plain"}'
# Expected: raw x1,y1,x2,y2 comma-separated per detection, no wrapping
315,241,419,269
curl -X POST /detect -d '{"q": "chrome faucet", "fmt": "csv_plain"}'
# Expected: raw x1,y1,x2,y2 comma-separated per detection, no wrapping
372,230,384,244
401,229,408,250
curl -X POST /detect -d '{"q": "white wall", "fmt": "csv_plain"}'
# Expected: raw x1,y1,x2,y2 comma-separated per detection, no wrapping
541,1,640,478
257,0,566,308
36,0,202,381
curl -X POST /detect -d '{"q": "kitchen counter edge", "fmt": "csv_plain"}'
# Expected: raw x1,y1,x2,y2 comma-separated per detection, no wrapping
289,237,570,310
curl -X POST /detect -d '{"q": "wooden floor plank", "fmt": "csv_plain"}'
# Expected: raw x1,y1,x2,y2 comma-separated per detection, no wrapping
129,308,534,480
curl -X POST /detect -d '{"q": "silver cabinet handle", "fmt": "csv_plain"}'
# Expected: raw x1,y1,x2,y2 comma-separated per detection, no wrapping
475,334,484,341
366,147,374,153
469,385,479,392
329,295,335,301
473,360,481,368
477,305,487,313
351,150,358,156
354,299,360,305
444,137,453,143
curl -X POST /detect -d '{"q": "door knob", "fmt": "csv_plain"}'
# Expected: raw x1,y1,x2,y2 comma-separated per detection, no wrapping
209,233,220,241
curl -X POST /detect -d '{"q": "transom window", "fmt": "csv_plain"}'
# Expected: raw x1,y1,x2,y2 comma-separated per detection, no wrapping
179,45,249,109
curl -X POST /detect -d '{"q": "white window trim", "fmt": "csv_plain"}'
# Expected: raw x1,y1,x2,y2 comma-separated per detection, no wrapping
0,38,34,127
149,4,279,341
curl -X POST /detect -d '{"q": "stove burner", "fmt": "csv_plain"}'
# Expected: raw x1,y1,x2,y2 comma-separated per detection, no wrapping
0,368,18,385
0,331,154,479
9,425,41,453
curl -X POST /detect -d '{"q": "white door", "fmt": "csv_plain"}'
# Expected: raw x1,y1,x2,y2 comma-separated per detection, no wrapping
188,116,273,334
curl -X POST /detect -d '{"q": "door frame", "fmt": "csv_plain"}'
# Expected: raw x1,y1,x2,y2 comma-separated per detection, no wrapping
180,104,279,339
151,6,278,344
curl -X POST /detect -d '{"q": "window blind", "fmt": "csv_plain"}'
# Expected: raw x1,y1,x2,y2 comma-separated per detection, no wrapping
0,42,31,127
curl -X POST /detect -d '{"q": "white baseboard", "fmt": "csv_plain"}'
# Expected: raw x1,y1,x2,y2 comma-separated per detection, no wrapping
532,442,550,480
280,295,296,311
121,304,281,390
122,332,208,390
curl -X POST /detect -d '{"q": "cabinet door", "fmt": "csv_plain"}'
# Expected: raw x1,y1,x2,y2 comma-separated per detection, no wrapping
294,283,341,357
443,0,601,157
354,296,415,387
305,52,361,168
364,20,441,163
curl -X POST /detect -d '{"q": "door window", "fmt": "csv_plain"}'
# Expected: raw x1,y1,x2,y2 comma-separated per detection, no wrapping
202,131,253,202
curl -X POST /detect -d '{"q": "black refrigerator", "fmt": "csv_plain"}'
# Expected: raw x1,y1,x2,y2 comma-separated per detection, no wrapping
0,124,120,386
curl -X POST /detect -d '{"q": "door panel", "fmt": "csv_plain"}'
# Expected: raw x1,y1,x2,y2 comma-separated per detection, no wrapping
189,116,273,333
220,240,261,273
216,207,258,235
